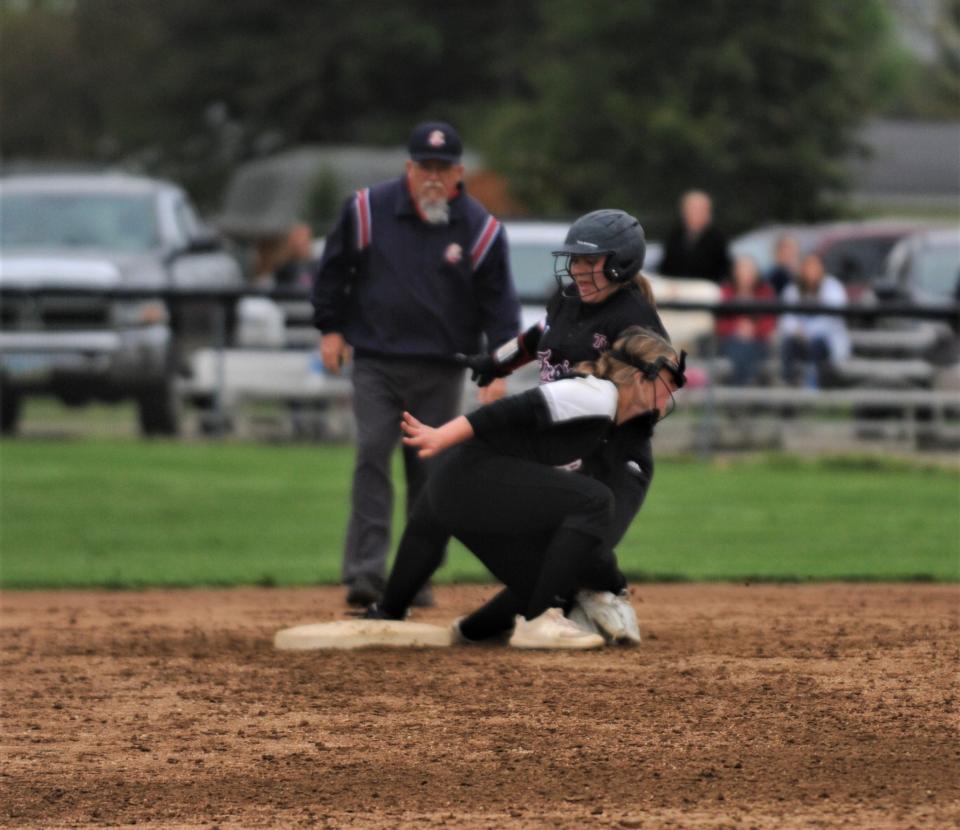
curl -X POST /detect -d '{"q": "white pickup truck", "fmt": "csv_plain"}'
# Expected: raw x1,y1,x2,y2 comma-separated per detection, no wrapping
0,173,244,435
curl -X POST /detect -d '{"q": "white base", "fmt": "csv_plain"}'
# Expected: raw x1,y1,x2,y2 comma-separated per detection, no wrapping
274,620,452,650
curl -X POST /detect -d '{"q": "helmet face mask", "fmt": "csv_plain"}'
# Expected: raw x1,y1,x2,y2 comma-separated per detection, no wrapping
653,371,680,420
607,348,687,421
553,252,615,299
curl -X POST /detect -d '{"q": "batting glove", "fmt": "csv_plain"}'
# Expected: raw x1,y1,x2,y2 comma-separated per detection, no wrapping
453,353,505,387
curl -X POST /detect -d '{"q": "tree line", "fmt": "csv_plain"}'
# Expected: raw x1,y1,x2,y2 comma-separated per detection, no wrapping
2,0,957,234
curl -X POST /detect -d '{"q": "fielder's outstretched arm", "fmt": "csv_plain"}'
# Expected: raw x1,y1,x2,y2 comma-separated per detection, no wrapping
401,413,474,458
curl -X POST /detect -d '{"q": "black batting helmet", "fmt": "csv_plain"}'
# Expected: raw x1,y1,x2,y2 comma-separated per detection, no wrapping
552,209,647,284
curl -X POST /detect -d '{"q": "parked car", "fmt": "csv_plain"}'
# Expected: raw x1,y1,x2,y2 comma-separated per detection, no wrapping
732,220,923,302
813,221,925,303
874,226,960,365
877,227,960,308
0,173,243,435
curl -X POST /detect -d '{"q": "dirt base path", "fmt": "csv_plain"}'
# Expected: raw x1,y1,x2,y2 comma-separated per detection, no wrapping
2,584,958,829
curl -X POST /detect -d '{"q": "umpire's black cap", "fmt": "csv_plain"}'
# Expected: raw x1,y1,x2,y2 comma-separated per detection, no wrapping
408,121,462,163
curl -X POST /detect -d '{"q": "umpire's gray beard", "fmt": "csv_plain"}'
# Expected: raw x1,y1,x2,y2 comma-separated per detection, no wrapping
419,197,450,225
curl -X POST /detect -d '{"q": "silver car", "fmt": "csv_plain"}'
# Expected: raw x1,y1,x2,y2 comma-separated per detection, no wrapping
0,173,243,435
879,227,960,307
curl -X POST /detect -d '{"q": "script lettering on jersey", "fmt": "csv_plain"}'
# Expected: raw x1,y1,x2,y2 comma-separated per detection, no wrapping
537,349,572,383
537,333,610,383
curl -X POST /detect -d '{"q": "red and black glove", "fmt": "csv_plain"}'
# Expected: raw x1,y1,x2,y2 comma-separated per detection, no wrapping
454,353,506,387
454,322,544,387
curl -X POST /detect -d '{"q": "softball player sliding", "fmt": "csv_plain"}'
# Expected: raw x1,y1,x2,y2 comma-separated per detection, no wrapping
366,326,686,649
453,210,673,644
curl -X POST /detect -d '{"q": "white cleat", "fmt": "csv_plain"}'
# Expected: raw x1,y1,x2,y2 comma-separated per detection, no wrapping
570,589,641,645
509,608,605,650
566,602,603,637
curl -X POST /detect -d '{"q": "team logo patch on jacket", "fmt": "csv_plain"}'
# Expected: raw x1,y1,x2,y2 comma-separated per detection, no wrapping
593,332,609,351
444,243,463,264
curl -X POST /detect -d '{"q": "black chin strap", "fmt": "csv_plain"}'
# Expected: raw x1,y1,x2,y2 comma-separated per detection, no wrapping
606,348,687,388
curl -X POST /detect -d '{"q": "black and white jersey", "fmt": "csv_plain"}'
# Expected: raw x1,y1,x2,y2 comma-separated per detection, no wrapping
465,375,618,467
536,284,668,383
533,286,666,532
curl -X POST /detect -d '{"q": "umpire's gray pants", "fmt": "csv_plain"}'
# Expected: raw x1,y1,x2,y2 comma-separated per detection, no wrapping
342,356,465,586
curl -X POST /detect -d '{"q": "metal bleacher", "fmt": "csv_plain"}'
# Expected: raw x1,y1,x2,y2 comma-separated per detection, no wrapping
181,292,960,450
182,298,354,438
683,320,959,452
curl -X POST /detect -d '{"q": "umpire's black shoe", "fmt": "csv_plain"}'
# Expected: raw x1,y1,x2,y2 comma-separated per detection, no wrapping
345,576,383,607
361,603,404,621
411,584,435,608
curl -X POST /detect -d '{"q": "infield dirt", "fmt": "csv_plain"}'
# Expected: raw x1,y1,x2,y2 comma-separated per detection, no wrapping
2,584,958,829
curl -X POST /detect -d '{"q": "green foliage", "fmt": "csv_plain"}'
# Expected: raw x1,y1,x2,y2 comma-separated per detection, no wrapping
883,0,960,119
0,6,91,158
1,440,956,588
0,0,539,205
1,0,907,220
487,0,899,232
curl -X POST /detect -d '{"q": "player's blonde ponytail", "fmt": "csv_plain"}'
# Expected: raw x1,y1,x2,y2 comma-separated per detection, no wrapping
632,272,656,305
576,326,677,386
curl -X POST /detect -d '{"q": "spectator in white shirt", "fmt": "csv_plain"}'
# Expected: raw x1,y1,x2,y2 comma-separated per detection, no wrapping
779,253,850,388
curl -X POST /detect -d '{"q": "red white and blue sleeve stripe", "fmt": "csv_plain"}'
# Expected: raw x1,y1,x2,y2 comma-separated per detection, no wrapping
353,188,372,251
470,216,501,270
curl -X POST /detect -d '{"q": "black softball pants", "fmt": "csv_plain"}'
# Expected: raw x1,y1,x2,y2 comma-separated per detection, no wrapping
379,443,614,621
458,433,653,640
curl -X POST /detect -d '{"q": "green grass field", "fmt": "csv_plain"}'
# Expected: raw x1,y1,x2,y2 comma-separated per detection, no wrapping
1,439,957,588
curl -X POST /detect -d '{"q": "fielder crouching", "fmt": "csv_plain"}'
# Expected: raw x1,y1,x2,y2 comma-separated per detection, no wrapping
363,327,686,650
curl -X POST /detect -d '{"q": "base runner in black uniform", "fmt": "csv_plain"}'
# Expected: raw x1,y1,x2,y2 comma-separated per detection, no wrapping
366,328,686,649
453,210,672,642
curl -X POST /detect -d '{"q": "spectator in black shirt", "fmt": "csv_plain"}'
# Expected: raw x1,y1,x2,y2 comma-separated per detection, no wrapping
658,190,731,283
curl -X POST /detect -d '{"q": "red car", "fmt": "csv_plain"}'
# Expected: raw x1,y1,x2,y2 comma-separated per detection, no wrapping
733,220,925,302
812,221,927,302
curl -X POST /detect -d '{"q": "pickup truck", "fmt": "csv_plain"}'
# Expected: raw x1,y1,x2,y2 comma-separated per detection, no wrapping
0,172,243,435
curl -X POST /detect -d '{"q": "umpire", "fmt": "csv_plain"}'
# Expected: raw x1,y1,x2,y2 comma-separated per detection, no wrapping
312,120,521,607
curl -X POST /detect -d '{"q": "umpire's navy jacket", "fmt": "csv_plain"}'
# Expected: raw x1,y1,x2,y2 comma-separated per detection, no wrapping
312,176,520,360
